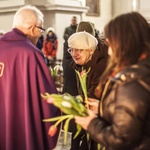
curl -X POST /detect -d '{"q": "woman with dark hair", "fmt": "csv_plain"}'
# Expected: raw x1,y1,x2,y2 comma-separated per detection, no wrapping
75,12,150,150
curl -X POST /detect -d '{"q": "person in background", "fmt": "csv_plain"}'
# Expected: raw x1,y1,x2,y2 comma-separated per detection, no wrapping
0,5,61,150
68,26,108,150
36,34,44,50
62,16,78,95
75,12,150,150
42,27,58,68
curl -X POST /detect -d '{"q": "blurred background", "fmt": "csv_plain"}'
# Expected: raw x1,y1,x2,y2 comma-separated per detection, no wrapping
0,0,149,60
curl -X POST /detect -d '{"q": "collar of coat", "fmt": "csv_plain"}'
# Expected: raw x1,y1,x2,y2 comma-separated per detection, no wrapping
70,46,108,72
111,55,150,83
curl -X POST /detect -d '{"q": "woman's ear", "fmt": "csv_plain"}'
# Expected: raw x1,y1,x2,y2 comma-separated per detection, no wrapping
89,49,95,55
106,38,110,46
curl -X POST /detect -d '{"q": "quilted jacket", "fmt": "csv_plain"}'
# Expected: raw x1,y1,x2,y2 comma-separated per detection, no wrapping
88,55,150,150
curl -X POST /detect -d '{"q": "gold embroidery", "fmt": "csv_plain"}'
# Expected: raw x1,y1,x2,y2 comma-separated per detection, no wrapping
0,62,4,77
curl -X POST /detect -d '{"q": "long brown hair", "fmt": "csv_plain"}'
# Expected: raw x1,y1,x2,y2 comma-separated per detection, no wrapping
95,12,150,97
103,12,150,81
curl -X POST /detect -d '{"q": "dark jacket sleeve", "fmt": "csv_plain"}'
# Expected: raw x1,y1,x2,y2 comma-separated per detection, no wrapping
63,27,69,41
87,81,149,150
87,59,107,99
87,50,108,99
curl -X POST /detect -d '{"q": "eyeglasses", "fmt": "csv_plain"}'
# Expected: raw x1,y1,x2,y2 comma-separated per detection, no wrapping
67,48,84,54
35,26,45,32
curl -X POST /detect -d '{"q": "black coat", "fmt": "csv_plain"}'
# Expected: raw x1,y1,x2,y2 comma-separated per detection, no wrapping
88,55,150,150
67,39,108,150
62,24,78,96
68,41,108,139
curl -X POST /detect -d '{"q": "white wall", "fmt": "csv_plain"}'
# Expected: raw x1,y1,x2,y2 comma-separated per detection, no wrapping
139,0,150,18
82,0,112,33
0,12,14,32
0,0,150,59
55,12,81,59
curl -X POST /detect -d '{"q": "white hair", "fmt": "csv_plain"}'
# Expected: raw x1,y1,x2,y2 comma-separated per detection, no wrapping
12,5,44,29
0,30,5,35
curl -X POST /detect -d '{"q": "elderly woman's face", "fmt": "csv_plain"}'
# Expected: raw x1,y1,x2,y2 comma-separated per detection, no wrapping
69,48,94,65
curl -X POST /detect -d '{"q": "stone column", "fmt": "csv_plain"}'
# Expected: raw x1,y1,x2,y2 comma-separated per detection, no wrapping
42,0,88,59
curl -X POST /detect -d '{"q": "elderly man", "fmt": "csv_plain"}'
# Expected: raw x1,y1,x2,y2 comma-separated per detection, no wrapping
0,5,61,150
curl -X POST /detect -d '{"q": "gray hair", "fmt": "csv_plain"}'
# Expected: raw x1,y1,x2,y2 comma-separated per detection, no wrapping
12,5,44,29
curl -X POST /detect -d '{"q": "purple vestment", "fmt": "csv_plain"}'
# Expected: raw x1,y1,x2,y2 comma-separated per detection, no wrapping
0,28,61,150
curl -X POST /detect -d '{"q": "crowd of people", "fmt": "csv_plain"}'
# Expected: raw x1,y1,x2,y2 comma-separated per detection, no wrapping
1,4,150,150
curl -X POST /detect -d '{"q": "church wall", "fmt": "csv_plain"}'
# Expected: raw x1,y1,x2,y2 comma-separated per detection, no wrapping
0,0,150,59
